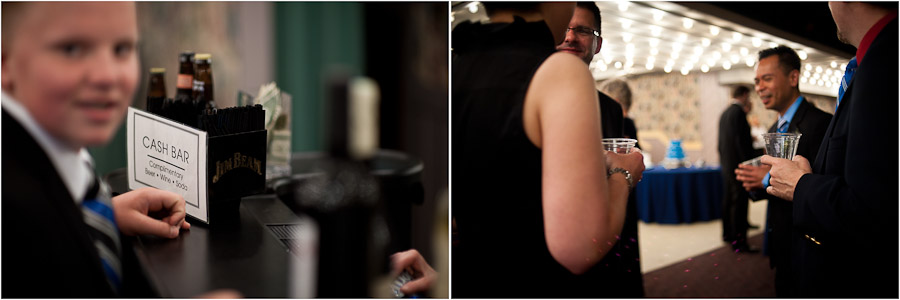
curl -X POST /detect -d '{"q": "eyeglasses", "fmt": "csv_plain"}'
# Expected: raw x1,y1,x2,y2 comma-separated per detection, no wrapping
566,26,599,37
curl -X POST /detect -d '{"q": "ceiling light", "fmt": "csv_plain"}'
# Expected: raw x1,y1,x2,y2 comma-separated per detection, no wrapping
701,64,710,73
721,42,732,52
649,38,660,47
752,37,762,47
813,73,820,79
815,66,823,73
618,1,629,12
679,32,688,42
701,38,711,47
647,56,655,64
615,61,623,69
800,77,808,84
467,2,479,14
664,65,673,73
826,81,832,88
769,42,778,48
682,18,694,29
797,50,808,60
839,63,847,70
620,18,632,30
745,58,754,67
694,46,703,55
731,54,740,64
709,25,720,36
804,70,811,78
707,59,717,67
740,47,749,56
650,48,659,55
651,25,662,37
666,59,675,67
805,64,812,71
732,31,743,42
652,9,665,21
830,61,838,68
671,52,680,59
625,60,634,68
646,62,654,70
817,79,824,86
712,51,722,60
723,61,731,70
672,43,683,52
622,33,633,43
825,69,833,76
599,63,608,71
681,68,690,75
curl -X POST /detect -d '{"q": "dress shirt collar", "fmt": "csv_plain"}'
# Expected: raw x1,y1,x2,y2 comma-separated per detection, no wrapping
857,12,897,65
778,95,804,127
2,91,95,203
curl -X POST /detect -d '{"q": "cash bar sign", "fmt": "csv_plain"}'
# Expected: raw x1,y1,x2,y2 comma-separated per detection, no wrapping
127,107,210,223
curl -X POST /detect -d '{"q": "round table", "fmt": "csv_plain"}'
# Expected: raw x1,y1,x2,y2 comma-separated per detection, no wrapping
635,166,723,224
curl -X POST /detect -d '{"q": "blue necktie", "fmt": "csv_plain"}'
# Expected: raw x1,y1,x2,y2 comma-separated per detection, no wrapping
837,57,857,110
82,175,122,293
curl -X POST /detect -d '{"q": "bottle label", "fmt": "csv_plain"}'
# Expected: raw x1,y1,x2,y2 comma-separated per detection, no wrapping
177,74,193,89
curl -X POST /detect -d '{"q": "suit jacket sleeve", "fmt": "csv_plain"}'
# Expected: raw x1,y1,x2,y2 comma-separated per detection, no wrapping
793,25,898,235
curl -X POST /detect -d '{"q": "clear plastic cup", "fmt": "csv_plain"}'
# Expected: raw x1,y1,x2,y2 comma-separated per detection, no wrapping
602,138,638,154
762,133,802,159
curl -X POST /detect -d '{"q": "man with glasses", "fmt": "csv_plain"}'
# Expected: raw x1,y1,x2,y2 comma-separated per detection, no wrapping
555,2,642,297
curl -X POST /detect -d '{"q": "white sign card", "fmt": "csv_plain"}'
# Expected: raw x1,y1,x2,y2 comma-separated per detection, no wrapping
127,107,209,223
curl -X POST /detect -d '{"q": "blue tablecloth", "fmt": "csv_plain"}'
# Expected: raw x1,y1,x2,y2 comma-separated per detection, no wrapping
635,166,723,224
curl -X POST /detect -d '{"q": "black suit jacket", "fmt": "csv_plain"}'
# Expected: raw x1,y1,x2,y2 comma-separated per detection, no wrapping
749,98,831,270
598,91,625,139
718,103,756,182
1,110,116,297
792,18,898,297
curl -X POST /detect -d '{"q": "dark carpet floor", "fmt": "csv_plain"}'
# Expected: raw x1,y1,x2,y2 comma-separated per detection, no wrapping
643,234,776,297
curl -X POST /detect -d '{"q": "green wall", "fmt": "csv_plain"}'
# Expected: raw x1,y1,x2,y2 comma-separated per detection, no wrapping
90,2,365,176
275,2,365,152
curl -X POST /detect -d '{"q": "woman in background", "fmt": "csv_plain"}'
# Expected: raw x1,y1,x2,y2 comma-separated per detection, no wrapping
452,2,645,297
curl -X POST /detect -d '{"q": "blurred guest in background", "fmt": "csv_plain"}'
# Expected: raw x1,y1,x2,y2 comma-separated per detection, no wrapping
762,2,897,297
598,78,641,150
555,2,643,296
452,2,644,297
717,85,759,253
556,2,624,139
736,45,832,297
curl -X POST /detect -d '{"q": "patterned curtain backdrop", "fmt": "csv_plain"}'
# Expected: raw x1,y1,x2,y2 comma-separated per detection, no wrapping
135,2,243,109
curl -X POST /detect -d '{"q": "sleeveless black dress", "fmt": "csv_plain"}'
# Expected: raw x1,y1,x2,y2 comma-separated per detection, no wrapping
452,17,617,297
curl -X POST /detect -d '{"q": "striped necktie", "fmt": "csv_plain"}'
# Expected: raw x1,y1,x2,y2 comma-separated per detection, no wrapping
837,57,857,110
82,175,122,293
777,119,789,133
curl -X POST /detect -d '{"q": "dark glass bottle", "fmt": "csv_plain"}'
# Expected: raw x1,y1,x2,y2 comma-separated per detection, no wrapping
146,68,166,114
175,51,195,103
192,53,216,111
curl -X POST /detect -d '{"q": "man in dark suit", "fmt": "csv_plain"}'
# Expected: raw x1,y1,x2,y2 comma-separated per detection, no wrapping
735,45,832,297
762,2,897,297
1,2,191,297
555,3,642,296
717,85,760,252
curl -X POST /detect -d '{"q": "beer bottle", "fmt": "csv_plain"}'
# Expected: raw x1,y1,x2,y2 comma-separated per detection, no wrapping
192,53,215,110
175,51,195,103
146,68,167,114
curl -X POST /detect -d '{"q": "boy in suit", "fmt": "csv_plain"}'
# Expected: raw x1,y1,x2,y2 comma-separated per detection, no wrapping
2,2,190,297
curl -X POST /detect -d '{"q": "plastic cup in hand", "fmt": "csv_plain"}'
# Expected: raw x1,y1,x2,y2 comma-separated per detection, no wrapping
762,133,802,159
602,138,637,154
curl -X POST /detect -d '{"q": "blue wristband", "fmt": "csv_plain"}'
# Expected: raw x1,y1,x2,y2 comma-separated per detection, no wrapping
762,172,771,188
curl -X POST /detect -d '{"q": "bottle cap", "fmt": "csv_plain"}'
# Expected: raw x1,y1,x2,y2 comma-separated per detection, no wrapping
150,67,166,74
195,53,212,62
